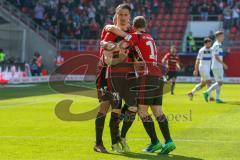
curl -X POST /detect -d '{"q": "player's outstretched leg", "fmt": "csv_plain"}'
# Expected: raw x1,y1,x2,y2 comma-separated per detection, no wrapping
188,83,202,100
120,104,136,152
171,79,176,95
203,82,220,102
207,81,215,101
188,82,206,100
215,82,224,103
151,106,176,155
139,105,162,153
109,109,123,152
156,114,176,154
94,101,110,153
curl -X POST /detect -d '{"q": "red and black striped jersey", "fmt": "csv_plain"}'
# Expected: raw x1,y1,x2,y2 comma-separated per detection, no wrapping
124,31,162,76
163,53,180,72
102,27,136,76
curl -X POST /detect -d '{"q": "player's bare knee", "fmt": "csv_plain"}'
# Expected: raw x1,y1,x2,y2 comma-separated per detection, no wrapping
112,109,121,114
98,101,110,114
138,109,149,119
138,112,152,122
156,113,167,122
150,105,163,117
128,106,137,113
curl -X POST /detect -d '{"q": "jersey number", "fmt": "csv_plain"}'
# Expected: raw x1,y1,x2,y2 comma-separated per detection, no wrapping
146,41,155,59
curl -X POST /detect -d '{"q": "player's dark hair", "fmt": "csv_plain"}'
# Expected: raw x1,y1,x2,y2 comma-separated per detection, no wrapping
133,16,146,29
116,3,132,13
215,31,224,37
204,38,212,44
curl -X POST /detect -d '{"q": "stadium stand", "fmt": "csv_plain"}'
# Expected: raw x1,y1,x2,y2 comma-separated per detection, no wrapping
189,0,240,44
7,0,188,43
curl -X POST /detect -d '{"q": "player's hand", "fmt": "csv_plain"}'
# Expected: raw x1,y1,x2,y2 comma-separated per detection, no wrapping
177,65,181,71
223,63,228,70
118,40,129,50
105,25,121,35
119,48,128,57
193,70,198,77
105,25,115,31
102,42,117,51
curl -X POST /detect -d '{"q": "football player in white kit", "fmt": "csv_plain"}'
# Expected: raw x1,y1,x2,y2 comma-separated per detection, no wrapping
203,31,228,103
188,38,214,101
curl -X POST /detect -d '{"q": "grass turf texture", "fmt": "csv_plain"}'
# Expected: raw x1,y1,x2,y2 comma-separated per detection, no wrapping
0,83,240,160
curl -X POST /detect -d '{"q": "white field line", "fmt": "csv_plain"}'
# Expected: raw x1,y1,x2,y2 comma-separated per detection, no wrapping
0,136,239,144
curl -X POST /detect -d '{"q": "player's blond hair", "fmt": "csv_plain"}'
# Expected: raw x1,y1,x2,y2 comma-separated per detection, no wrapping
215,31,224,37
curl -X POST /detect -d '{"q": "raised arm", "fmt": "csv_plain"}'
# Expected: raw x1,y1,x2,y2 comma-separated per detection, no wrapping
103,49,128,66
105,25,128,38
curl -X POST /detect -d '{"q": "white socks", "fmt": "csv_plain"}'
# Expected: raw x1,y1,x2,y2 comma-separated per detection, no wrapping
216,84,221,99
206,82,221,99
192,83,202,94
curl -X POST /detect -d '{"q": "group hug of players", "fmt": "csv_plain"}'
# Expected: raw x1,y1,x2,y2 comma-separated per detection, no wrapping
94,3,176,155
93,3,227,155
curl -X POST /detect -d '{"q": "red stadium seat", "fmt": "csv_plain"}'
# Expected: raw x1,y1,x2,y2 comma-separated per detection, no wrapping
175,33,182,40
168,27,175,33
157,14,163,20
182,2,189,7
173,41,181,46
180,8,187,14
173,8,180,14
166,33,173,40
176,26,184,32
161,27,167,33
175,2,181,8
164,41,171,48
153,20,160,27
164,14,171,20
159,33,167,39
169,21,177,26
172,15,178,20
159,9,165,14
179,14,187,20
162,20,169,27
158,41,165,48
178,20,185,26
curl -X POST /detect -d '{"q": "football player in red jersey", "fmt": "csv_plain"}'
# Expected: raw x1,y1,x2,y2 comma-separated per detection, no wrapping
94,14,121,153
96,3,137,153
162,46,180,95
106,16,176,154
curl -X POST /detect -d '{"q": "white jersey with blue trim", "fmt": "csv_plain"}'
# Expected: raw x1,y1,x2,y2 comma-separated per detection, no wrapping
211,41,224,69
197,46,212,67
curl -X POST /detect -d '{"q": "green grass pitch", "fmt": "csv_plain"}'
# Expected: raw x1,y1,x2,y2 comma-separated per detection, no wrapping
0,83,240,160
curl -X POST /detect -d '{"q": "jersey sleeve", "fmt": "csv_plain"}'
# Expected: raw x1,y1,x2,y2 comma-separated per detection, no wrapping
211,44,219,56
197,49,203,60
176,55,180,63
103,32,117,42
163,53,170,61
100,27,107,40
124,33,139,46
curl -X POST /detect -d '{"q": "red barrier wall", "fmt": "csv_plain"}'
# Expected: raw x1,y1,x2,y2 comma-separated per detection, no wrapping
60,51,99,75
224,52,240,77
